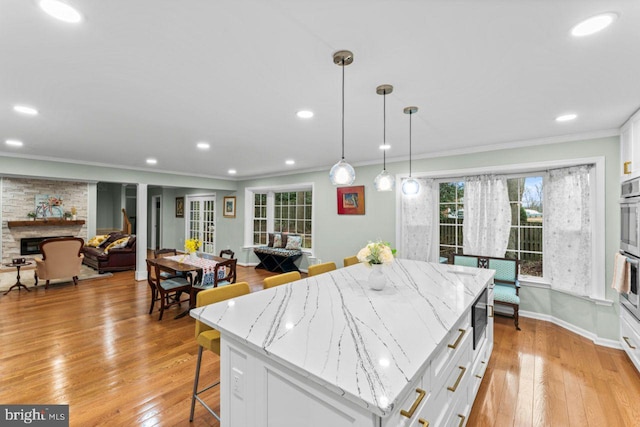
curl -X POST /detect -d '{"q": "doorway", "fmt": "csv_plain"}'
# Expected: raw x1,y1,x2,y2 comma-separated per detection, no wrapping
151,195,161,250
186,195,216,255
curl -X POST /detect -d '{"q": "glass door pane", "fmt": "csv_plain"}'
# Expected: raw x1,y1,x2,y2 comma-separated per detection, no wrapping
187,196,216,255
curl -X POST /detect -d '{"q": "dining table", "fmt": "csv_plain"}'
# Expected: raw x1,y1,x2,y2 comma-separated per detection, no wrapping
148,254,226,319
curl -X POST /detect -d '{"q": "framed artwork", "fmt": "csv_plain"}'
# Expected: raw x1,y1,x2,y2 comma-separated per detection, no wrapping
175,197,184,218
35,194,64,218
223,196,236,218
337,185,365,215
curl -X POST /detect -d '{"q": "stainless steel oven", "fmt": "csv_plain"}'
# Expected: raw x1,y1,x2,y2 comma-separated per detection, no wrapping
620,251,640,321
621,177,640,257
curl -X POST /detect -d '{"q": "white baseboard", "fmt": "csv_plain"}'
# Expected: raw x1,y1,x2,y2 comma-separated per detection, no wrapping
238,262,257,267
519,310,621,350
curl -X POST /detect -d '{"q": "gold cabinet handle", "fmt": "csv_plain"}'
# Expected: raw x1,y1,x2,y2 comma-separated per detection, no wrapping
418,419,430,427
448,329,466,349
625,161,632,174
400,388,426,418
624,336,637,349
457,414,466,427
447,366,467,392
488,305,494,318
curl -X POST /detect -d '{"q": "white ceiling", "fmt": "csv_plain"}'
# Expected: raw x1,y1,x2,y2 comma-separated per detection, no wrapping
2,1,639,180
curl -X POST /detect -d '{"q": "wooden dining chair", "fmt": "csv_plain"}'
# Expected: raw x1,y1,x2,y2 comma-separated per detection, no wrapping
219,249,235,259
146,259,192,320
190,282,251,422
153,248,184,279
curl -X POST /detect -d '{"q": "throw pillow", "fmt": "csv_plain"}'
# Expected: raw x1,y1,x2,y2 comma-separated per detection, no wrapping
268,233,275,247
273,233,284,248
87,235,108,247
99,233,123,248
285,235,302,250
103,237,129,254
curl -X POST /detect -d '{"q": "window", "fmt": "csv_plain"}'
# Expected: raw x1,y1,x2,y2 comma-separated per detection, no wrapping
438,176,544,278
506,176,543,277
439,181,464,260
274,191,313,248
253,193,268,245
246,185,314,250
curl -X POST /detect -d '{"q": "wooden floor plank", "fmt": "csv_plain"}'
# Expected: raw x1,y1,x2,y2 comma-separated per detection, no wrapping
3,270,640,426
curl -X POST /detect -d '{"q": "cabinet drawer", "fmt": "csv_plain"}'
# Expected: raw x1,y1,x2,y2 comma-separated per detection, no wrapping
384,376,431,427
431,313,472,392
620,309,640,367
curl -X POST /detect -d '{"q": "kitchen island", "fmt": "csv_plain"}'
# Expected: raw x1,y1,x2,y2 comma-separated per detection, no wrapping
191,259,495,426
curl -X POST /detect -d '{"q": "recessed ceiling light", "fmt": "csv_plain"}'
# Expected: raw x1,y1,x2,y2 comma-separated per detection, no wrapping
228,169,237,175
5,139,24,147
556,113,577,122
146,158,157,165
379,144,391,150
13,105,39,116
38,0,83,23
285,160,295,165
196,142,210,150
296,110,314,119
571,12,617,37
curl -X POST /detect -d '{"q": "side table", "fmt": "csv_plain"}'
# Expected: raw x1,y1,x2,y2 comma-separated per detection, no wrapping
3,261,33,295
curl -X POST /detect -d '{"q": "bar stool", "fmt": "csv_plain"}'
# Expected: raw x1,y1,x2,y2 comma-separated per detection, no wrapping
189,282,251,422
263,271,301,289
308,261,336,277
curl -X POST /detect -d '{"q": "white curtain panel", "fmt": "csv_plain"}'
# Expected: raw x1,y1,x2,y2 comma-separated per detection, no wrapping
401,178,437,261
463,175,512,257
545,165,592,296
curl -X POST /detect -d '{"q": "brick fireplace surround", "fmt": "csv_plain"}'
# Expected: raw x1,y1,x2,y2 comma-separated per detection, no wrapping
1,178,88,266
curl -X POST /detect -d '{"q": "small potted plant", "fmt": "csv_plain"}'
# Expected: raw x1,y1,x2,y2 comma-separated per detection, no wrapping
27,212,37,221
70,206,77,220
63,211,73,220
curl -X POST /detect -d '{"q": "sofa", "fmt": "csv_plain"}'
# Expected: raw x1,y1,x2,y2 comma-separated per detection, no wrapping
81,232,136,273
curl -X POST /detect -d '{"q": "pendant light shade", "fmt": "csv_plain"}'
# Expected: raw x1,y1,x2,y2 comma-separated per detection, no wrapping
402,106,420,196
329,50,356,186
374,84,395,192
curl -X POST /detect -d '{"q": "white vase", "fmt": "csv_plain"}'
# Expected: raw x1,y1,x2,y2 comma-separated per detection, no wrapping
368,264,386,291
189,252,198,261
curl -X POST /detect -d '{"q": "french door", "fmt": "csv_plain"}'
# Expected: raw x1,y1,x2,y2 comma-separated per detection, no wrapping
186,195,216,255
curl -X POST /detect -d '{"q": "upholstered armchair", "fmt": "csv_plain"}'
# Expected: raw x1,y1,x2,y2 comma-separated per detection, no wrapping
34,237,85,289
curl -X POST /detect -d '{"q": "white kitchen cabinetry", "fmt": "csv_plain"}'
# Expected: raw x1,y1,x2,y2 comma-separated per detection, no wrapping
620,306,640,373
192,260,495,427
220,299,493,427
620,110,640,180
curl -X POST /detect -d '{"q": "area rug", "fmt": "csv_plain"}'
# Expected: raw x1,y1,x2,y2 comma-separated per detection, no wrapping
0,264,112,291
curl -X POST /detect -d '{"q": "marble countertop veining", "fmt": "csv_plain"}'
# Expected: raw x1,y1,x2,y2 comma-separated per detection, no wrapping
190,259,494,417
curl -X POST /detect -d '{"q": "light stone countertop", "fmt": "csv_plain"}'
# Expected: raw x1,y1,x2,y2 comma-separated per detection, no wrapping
190,259,494,417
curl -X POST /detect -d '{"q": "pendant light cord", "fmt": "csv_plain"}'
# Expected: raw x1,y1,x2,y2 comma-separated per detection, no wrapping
383,90,387,171
409,111,412,177
341,58,345,160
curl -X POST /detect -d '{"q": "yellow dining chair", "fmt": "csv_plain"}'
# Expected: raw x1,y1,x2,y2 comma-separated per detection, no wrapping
308,261,337,277
343,256,359,267
190,281,251,422
263,271,301,289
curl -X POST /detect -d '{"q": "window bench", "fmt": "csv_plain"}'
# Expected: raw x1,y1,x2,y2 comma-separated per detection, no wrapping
453,253,521,330
253,246,302,273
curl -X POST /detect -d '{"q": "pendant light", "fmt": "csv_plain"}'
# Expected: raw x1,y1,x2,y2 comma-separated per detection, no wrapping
329,50,356,186
374,84,394,192
402,106,420,195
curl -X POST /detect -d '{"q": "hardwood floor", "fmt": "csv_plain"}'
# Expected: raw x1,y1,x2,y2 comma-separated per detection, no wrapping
1,267,639,426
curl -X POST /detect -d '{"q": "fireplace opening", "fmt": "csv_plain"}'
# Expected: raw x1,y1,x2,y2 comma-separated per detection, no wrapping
20,236,73,255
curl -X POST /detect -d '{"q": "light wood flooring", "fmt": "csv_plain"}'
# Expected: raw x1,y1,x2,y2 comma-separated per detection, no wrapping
1,267,640,426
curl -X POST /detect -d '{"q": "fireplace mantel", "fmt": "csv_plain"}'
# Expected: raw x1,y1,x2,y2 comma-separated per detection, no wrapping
7,219,86,228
